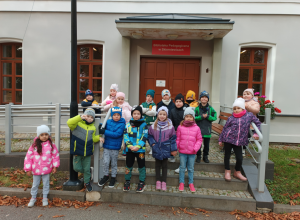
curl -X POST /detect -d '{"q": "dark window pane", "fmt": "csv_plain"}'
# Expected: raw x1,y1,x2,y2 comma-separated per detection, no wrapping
79,78,89,91
3,90,12,102
239,69,249,81
79,93,86,101
3,63,12,75
252,84,262,95
3,77,12,89
253,69,263,82
254,50,265,63
2,45,12,57
16,77,22,89
80,47,89,59
16,63,22,75
93,46,103,59
238,83,248,96
93,65,102,77
16,91,22,103
240,49,250,63
80,65,89,77
94,93,102,103
16,46,22,58
93,79,102,91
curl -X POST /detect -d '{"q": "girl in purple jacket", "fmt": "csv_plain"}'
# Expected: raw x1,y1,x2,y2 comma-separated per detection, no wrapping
219,98,261,182
148,106,177,191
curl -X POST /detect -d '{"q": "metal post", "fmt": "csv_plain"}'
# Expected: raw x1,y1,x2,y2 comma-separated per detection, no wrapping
5,103,12,154
48,102,52,133
55,103,61,151
264,108,271,161
9,102,14,138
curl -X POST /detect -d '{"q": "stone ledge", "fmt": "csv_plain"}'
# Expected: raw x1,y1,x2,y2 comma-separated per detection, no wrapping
274,204,300,214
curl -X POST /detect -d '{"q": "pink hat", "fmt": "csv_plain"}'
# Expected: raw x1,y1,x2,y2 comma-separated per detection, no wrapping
243,88,254,96
116,92,125,99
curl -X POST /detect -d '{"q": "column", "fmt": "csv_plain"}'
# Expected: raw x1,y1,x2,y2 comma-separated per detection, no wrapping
121,36,130,102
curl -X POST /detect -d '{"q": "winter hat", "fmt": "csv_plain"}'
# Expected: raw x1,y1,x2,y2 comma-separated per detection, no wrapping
85,89,93,97
111,106,122,117
183,107,195,119
233,98,245,110
84,108,95,119
131,105,143,118
110,84,119,92
116,92,125,99
37,125,50,137
243,88,254,96
199,90,209,101
175,93,184,103
157,106,169,116
186,90,196,100
146,89,155,99
161,89,171,97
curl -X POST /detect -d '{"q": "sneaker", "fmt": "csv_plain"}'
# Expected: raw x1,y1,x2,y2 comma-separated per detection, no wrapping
149,149,152,155
85,182,93,192
175,167,187,174
136,182,146,193
196,156,201,163
90,167,94,181
161,182,167,191
108,177,116,188
122,149,126,156
203,156,209,163
123,181,130,192
156,181,161,191
168,158,176,163
189,183,196,193
242,149,246,157
42,198,48,206
27,198,36,208
98,175,110,187
178,183,184,192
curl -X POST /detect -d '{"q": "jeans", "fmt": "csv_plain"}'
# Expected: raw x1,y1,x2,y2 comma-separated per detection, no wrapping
224,142,243,171
31,174,50,198
103,148,119,177
179,153,196,184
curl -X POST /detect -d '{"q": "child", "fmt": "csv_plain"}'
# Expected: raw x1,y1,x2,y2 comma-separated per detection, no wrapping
195,91,217,163
243,88,260,116
219,98,261,182
24,125,60,207
81,89,101,116
123,106,148,193
98,107,126,188
148,106,177,191
101,84,118,107
185,90,199,107
67,108,104,192
156,89,175,118
176,107,202,193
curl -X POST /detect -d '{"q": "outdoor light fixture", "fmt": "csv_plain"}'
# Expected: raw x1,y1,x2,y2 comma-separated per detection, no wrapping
93,47,97,51
240,50,247,54
132,33,143,39
202,33,214,40
167,34,178,40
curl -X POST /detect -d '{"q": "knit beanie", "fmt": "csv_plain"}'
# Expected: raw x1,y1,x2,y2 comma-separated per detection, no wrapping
111,106,122,117
243,88,254,97
157,106,168,116
85,89,93,97
131,105,143,118
37,125,50,137
110,84,119,92
199,90,209,101
116,92,125,99
161,89,171,97
146,89,155,99
186,90,196,100
183,107,195,119
175,93,184,103
233,98,245,109
84,108,95,119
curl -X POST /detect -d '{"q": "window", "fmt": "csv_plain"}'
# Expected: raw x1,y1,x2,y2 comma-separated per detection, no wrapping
77,44,103,103
238,48,268,96
0,43,22,104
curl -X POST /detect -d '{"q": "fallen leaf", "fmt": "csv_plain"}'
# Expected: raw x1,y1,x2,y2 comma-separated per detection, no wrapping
144,215,148,217
109,204,114,207
52,215,65,218
38,214,43,218
117,211,121,213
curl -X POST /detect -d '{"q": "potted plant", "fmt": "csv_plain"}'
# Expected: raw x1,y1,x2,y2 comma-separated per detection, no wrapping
255,92,282,122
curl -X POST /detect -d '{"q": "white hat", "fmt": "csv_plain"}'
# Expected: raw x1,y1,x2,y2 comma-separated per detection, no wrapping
37,125,50,137
110,84,119,91
243,88,254,96
232,98,245,109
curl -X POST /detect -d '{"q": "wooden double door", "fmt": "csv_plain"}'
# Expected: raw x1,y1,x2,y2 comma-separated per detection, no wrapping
139,58,200,104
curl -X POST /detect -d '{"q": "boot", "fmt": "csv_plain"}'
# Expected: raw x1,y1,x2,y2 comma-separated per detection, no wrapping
203,155,209,163
233,170,247,182
196,155,201,163
224,170,231,182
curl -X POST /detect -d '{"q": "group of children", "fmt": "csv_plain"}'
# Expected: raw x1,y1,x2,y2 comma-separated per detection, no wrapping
24,84,261,207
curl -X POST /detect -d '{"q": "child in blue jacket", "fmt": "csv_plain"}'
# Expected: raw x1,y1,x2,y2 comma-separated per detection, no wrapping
123,106,148,193
98,107,126,188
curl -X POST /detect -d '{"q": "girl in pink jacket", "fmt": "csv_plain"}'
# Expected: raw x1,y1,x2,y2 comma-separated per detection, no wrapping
176,107,202,193
24,125,60,208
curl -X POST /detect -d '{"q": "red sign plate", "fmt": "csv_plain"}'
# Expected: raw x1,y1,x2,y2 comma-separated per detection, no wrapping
152,40,191,55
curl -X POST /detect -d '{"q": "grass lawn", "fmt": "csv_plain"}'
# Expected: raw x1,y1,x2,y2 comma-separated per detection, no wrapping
266,148,300,205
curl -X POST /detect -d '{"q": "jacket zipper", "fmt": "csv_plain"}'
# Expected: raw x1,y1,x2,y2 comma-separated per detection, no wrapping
226,129,231,138
74,140,76,152
84,127,88,156
236,118,241,145
186,127,190,152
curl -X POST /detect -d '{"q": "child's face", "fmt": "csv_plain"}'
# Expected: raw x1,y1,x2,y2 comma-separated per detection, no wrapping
162,94,170,100
39,133,49,142
117,96,124,105
110,89,117,97
243,91,253,101
146,95,153,103
184,115,194,121
233,106,243,114
186,97,194,101
200,96,208,105
175,100,183,108
86,95,93,101
132,111,141,120
158,110,167,121
112,113,121,121
85,115,94,123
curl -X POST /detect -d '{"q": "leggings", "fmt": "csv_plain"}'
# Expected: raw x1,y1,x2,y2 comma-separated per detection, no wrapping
125,151,146,182
155,158,168,182
224,142,243,171
197,138,210,157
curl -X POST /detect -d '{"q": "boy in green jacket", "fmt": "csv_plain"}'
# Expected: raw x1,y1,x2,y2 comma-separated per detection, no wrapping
195,91,217,163
67,108,104,192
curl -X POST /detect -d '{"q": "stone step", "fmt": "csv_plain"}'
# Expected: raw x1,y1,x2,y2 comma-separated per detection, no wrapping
114,168,248,190
100,182,256,212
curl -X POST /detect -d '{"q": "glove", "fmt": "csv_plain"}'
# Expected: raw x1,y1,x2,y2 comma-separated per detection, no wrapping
99,128,106,135
106,100,112,105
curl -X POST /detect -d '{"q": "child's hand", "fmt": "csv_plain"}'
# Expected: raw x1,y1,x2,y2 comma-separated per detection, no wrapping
52,167,57,174
100,137,105,143
219,142,223,147
81,115,86,120
253,133,259,140
106,100,112,105
152,144,155,147
26,171,32,176
110,103,114,108
130,146,139,151
203,114,208,118
171,151,177,156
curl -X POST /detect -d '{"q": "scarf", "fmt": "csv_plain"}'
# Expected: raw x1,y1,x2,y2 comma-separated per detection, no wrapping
245,97,258,102
186,100,194,104
130,119,144,127
182,120,195,127
146,100,154,105
158,120,168,127
233,110,247,118
199,103,209,114
162,99,171,106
